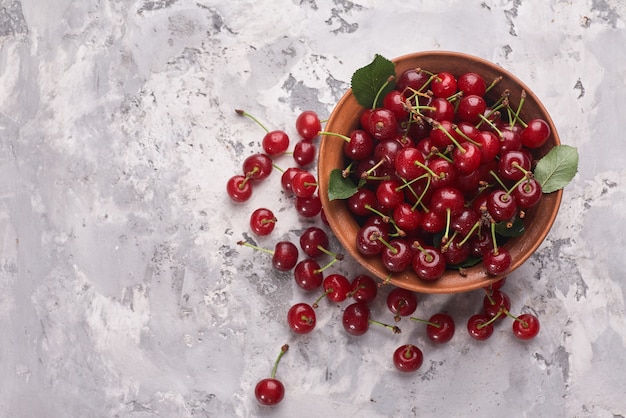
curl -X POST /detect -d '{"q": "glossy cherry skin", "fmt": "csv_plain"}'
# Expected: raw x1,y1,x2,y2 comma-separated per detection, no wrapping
250,208,277,236
344,129,375,161
411,245,446,281
513,178,543,209
394,147,426,181
291,171,317,198
349,275,378,304
386,287,418,317
426,313,455,343
467,314,494,341
293,139,316,167
356,223,387,256
487,189,517,222
342,302,371,336
397,68,430,94
498,150,532,181
457,72,486,97
520,118,550,148
364,108,398,140
430,186,465,217
424,96,455,122
322,273,351,303
295,110,321,140
243,153,273,181
392,202,422,234
512,313,541,340
376,179,404,211
255,378,285,405
272,241,299,271
453,142,482,174
280,167,304,194
393,344,423,372
456,94,487,124
431,71,457,98
295,194,322,218
299,226,329,258
383,89,410,120
347,188,378,217
226,175,253,202
287,303,316,334
482,247,512,276
382,239,414,273
483,289,511,320
293,259,323,291
262,130,290,156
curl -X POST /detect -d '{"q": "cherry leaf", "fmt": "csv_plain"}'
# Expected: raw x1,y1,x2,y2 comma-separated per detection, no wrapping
351,54,396,108
328,169,358,201
495,217,525,237
534,145,579,193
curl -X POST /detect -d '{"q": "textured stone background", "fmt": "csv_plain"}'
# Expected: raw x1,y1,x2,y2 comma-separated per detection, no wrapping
1,0,625,417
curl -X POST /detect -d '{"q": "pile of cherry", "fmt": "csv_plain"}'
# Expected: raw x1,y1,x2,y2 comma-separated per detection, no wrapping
331,69,552,280
226,68,543,407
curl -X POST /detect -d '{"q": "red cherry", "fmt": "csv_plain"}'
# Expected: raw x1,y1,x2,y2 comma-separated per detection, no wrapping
287,303,316,334
293,139,316,167
226,175,253,202
426,313,455,343
393,344,423,372
520,118,550,148
512,313,541,340
262,130,290,156
482,289,511,320
255,344,289,406
294,259,323,291
342,302,371,336
243,153,273,181
272,241,299,271
431,71,457,98
348,274,378,304
299,226,330,258
295,110,321,140
291,171,317,198
250,208,277,236
457,72,487,97
467,314,494,341
483,247,512,276
295,194,322,218
386,287,418,318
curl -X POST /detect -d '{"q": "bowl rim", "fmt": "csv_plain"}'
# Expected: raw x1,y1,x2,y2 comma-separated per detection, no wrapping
318,50,563,294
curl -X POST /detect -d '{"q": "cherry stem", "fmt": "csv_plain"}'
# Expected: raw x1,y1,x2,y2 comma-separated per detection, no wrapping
485,76,503,94
409,316,441,328
478,113,503,137
376,234,397,254
314,256,341,274
270,344,289,378
318,131,351,143
454,127,481,147
272,163,284,173
235,109,269,133
490,222,499,255
476,310,503,329
237,240,274,255
457,221,482,247
369,318,402,334
372,75,396,109
432,121,465,153
312,288,332,308
411,241,434,263
315,245,344,261
513,89,527,127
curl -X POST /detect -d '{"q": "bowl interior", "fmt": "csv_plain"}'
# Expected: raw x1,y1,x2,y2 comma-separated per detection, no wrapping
318,51,562,294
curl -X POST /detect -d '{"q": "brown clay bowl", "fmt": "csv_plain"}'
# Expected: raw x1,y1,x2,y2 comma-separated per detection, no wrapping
318,51,562,294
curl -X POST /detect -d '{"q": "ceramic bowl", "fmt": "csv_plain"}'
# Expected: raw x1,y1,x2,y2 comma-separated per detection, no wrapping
318,51,562,294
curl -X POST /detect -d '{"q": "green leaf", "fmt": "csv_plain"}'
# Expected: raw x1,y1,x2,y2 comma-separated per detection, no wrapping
328,169,359,200
495,217,525,237
534,145,579,193
351,54,396,108
448,256,482,270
